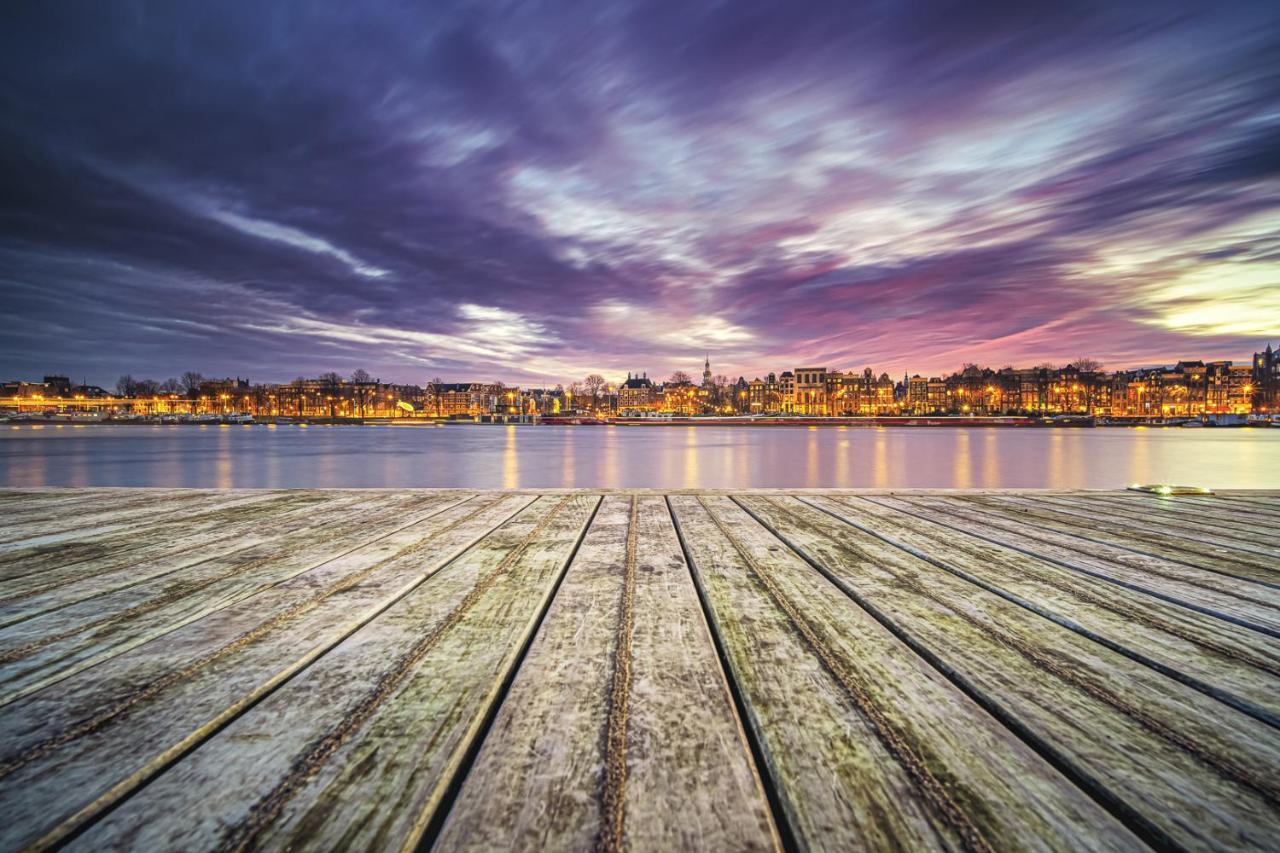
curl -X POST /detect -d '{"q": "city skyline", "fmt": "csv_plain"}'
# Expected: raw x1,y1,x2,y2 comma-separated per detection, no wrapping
6,340,1277,418
2,2,1279,385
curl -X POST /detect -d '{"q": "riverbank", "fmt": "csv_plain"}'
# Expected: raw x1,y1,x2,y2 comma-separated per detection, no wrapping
0,488,1277,850
5,413,1277,428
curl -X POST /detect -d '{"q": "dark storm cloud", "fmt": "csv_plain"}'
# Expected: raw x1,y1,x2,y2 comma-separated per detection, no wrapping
1,0,1278,384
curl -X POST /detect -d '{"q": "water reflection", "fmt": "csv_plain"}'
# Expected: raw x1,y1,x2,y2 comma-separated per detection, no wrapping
503,425,519,489
871,429,889,489
980,430,998,488
951,431,972,489
1,424,1277,489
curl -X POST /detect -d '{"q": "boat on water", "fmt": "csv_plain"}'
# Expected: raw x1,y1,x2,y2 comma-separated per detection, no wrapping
539,416,609,426
609,415,1041,427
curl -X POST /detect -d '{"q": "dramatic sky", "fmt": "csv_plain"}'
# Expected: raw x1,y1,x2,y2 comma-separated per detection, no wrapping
2,1,1279,386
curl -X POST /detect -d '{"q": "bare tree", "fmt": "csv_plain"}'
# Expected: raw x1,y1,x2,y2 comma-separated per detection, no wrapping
160,378,181,395
135,379,160,396
291,377,307,417
1073,357,1104,373
180,372,204,398
318,372,342,418
668,370,692,385
583,374,606,411
348,369,374,416
712,374,731,407
115,375,138,397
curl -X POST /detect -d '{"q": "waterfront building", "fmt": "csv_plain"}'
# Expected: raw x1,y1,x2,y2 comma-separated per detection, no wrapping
793,367,828,415
1255,343,1279,412
662,380,701,415
778,371,795,412
906,375,928,414
618,373,659,413
430,382,499,418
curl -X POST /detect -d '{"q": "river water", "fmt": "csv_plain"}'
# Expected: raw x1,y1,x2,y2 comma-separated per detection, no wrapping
2,423,1277,489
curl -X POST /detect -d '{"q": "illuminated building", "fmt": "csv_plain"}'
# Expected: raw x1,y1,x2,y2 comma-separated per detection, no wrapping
1255,343,1279,412
618,373,659,413
793,367,828,415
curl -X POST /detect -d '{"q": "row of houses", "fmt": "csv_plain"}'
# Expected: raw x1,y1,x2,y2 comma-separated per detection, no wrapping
6,344,1279,419
614,345,1280,417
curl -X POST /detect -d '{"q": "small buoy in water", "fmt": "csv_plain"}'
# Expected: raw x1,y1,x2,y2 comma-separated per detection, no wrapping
1127,484,1214,496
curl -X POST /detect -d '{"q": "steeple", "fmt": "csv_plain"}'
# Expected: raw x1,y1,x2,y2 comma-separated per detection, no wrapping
703,353,713,386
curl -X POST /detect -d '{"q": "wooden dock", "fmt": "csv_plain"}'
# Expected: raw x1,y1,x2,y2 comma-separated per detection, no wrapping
0,488,1278,852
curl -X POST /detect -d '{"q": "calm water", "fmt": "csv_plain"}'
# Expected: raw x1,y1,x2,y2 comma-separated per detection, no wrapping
2,423,1278,489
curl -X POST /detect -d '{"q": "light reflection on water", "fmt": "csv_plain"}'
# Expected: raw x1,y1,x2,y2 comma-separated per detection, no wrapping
1,424,1277,490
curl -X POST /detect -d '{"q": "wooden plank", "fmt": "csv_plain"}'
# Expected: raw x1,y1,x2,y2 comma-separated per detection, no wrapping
813,495,1280,726
1017,493,1280,557
0,492,340,625
670,495,1140,852
0,489,194,527
1214,493,1280,509
0,491,453,706
737,494,1280,850
874,495,1280,636
0,491,333,581
0,493,528,850
957,494,1280,585
0,489,275,548
1072,492,1280,534
435,495,778,852
990,493,1280,567
72,494,600,852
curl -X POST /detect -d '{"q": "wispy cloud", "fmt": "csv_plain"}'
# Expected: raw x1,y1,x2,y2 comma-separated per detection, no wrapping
205,209,390,279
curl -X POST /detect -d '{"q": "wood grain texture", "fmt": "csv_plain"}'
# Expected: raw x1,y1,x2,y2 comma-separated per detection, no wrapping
672,494,1141,852
74,494,599,852
822,495,1280,725
738,495,1280,850
896,494,1280,634
0,488,1274,852
434,495,778,852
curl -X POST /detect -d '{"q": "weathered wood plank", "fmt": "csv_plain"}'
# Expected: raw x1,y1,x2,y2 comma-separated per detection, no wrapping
435,495,778,852
1129,490,1280,516
1066,492,1280,535
671,495,1140,852
0,489,194,527
0,493,528,850
957,494,1280,585
1015,493,1280,558
0,489,278,549
1213,493,1280,509
72,494,600,852
0,491,345,581
738,494,1280,850
0,491,452,705
0,492,341,625
814,495,1280,726
877,495,1280,636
